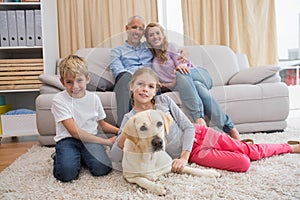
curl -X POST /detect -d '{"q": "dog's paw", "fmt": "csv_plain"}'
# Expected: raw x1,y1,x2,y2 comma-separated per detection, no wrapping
153,184,167,196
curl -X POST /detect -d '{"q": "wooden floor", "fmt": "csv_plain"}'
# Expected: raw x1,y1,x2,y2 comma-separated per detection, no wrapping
0,136,38,173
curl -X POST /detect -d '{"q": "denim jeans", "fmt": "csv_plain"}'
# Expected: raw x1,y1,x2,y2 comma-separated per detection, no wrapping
173,68,234,133
53,138,112,182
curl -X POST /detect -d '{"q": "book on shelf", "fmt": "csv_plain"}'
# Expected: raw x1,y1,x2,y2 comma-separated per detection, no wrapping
16,10,26,46
7,10,18,46
0,11,9,47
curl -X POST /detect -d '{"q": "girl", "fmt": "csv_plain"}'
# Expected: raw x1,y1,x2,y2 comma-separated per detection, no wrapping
144,22,242,141
110,67,300,172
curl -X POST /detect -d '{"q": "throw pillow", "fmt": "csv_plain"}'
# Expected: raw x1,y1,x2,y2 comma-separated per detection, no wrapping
38,74,64,90
228,66,280,85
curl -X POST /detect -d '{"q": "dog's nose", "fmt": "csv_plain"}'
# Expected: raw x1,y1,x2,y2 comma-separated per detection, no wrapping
152,136,163,151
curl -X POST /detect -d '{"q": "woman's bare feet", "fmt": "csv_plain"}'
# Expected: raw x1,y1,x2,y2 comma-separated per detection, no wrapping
194,118,207,127
290,144,300,153
241,138,254,145
229,127,240,140
229,128,254,144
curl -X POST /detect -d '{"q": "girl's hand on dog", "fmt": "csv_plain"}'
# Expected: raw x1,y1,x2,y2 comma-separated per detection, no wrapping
172,158,188,173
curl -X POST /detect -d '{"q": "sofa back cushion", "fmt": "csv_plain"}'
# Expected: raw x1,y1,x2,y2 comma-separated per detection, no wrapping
73,45,241,90
186,45,240,86
75,48,115,91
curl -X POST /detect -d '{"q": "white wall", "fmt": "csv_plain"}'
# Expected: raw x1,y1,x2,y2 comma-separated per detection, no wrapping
276,0,300,60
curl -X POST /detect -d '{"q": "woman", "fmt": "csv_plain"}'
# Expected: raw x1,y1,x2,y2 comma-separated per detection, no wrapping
110,67,300,172
144,22,241,140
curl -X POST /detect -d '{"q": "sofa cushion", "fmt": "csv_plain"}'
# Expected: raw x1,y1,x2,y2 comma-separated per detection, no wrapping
228,66,280,85
211,83,289,124
187,45,240,86
87,72,114,92
75,48,115,91
236,53,250,70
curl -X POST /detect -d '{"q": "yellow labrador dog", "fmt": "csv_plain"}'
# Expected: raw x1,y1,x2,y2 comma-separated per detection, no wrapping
122,110,220,195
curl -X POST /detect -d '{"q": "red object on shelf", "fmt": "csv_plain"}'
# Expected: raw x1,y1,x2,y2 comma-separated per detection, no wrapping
289,69,296,85
281,69,297,86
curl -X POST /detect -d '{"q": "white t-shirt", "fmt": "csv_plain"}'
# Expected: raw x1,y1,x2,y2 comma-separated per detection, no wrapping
51,90,106,142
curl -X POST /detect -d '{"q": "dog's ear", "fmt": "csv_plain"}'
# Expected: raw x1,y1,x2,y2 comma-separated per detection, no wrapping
122,116,139,144
158,110,173,134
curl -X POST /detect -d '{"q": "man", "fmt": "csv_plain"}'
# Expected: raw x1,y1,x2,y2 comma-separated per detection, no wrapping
110,16,152,127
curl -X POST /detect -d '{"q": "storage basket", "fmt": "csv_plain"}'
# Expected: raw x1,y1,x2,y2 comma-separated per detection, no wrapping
0,104,12,135
1,113,38,137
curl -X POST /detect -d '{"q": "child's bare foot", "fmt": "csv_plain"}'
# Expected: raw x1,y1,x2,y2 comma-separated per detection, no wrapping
194,118,207,127
290,143,300,153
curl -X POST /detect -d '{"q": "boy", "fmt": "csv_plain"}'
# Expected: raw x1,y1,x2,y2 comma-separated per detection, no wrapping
52,55,119,182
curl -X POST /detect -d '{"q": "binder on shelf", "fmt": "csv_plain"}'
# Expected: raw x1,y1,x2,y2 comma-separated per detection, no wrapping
25,10,35,46
0,11,9,47
16,10,26,46
7,10,18,46
34,9,42,46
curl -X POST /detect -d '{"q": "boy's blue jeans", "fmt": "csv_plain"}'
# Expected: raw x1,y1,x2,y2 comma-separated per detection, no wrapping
53,137,112,182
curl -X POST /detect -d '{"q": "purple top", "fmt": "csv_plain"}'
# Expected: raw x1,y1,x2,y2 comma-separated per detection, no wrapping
151,42,191,83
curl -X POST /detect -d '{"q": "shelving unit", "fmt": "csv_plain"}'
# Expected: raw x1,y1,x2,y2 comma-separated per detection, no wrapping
0,0,59,138
0,1,42,109
279,60,300,86
0,0,59,110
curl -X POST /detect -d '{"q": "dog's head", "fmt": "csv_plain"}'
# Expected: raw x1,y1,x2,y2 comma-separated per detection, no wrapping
122,110,173,153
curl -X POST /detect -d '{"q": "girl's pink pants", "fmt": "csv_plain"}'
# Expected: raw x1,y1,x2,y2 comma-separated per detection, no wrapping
189,125,292,172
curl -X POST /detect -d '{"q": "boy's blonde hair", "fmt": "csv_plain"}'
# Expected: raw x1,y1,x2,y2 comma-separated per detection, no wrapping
59,55,89,80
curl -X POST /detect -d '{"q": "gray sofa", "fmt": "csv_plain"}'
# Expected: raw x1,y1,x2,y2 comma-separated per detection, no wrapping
35,45,289,146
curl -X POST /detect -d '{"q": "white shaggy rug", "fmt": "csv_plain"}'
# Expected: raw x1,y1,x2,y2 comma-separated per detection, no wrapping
0,129,300,200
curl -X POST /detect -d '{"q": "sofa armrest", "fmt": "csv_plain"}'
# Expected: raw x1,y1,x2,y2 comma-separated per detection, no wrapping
228,65,281,85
